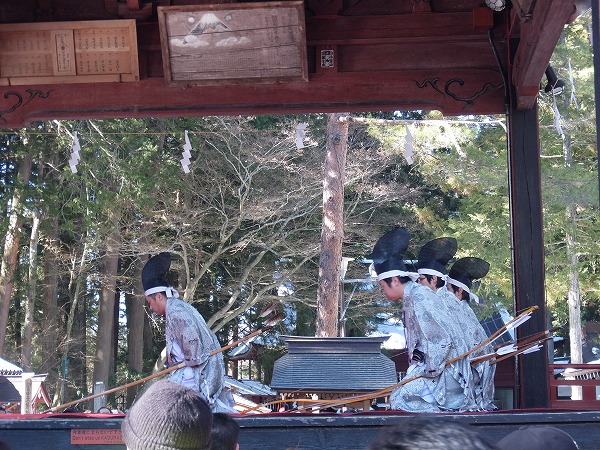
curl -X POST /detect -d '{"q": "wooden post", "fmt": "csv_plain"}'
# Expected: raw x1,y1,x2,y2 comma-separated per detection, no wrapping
21,373,33,414
92,381,106,413
316,113,349,337
507,101,549,408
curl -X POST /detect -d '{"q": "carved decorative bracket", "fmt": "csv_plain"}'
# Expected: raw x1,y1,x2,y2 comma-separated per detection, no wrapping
415,77,503,106
0,89,51,124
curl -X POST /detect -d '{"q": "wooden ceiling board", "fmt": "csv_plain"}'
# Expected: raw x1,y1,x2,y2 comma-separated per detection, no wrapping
0,0,578,127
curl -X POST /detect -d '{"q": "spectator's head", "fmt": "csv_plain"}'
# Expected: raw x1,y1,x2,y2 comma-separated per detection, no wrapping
0,440,12,450
367,415,498,450
209,413,240,450
496,426,578,450
121,380,213,450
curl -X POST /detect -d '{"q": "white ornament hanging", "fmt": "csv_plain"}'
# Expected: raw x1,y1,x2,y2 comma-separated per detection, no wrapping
180,130,192,173
403,124,414,165
69,131,81,174
295,123,308,149
568,59,578,109
552,95,564,138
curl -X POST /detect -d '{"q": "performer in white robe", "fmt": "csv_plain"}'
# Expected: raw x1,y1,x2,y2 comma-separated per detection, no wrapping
447,257,497,410
415,237,481,411
371,228,473,412
142,252,235,413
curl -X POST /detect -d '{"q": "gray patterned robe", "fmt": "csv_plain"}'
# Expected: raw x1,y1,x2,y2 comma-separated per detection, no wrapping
390,282,475,412
438,289,496,410
165,297,234,413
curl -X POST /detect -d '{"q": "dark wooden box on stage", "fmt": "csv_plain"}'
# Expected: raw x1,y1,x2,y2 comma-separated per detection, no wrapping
0,19,139,87
157,1,308,86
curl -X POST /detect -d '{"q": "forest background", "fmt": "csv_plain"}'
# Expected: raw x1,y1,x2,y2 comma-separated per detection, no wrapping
0,13,597,409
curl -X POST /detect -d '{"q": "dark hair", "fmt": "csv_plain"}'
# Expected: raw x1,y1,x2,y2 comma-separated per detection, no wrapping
422,274,445,289
382,276,411,287
0,440,12,450
368,416,497,450
435,277,445,289
448,284,470,302
148,292,162,300
210,413,240,450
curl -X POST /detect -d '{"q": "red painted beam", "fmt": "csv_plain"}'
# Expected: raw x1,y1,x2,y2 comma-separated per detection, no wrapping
0,70,505,128
306,12,485,43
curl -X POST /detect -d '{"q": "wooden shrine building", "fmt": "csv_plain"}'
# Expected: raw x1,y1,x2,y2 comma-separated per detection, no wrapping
0,0,592,409
270,336,397,411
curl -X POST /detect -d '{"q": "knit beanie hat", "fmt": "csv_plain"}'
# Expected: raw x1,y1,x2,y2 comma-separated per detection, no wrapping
121,380,213,450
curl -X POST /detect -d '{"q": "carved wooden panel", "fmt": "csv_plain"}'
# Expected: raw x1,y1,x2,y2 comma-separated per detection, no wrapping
158,1,307,85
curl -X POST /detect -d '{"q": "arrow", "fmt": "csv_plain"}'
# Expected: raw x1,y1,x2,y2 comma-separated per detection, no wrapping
471,327,560,365
489,336,553,366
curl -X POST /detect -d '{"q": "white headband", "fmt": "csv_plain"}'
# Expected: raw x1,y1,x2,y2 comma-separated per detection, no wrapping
144,286,180,298
377,270,419,282
447,277,480,303
417,268,448,281
446,277,470,293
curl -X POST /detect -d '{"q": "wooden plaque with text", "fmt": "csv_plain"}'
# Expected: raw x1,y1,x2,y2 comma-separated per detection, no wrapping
0,20,139,86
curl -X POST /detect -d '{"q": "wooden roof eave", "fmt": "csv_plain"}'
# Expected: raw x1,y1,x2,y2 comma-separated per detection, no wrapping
511,0,577,109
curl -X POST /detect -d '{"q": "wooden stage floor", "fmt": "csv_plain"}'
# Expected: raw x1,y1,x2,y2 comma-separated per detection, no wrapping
0,409,599,449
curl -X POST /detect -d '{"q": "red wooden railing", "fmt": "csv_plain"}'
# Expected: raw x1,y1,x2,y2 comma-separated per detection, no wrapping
549,364,600,409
